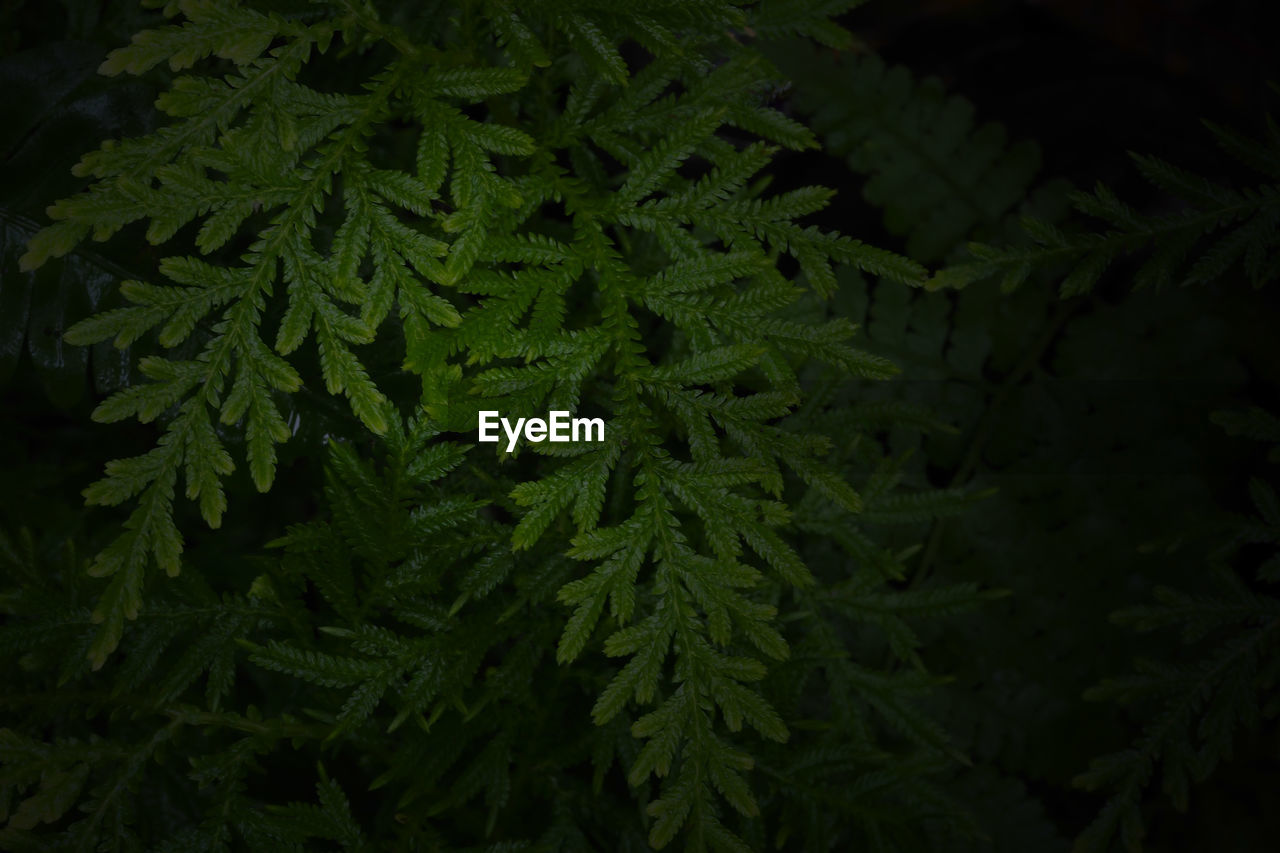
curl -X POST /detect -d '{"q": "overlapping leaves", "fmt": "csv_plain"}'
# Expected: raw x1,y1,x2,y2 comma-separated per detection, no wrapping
19,0,949,847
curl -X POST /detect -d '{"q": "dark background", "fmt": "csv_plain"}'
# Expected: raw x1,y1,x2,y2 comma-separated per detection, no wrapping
789,1,1280,848
1,0,1278,849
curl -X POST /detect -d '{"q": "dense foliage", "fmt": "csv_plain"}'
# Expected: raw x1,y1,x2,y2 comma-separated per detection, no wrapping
2,1,1277,851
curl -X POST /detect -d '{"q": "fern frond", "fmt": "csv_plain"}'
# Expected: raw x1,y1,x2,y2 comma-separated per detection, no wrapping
1074,412,1280,852
934,127,1280,295
15,2,942,847
773,45,1045,264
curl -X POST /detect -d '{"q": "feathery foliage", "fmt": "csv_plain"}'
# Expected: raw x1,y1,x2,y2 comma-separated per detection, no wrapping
3,1,1013,849
1073,413,1280,853
770,43,1049,264
8,1,1278,850
21,0,926,674
1,410,998,848
785,39,1280,849
933,119,1280,294
1,417,564,849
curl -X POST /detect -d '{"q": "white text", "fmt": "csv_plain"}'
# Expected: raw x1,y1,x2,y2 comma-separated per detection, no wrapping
478,410,605,451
